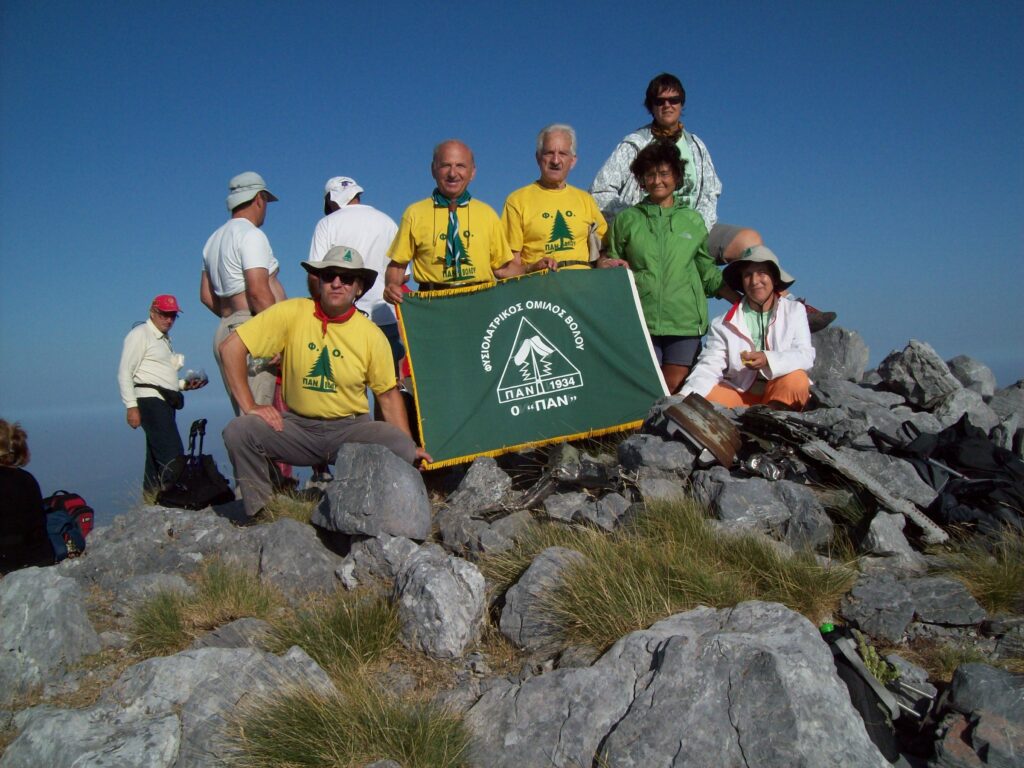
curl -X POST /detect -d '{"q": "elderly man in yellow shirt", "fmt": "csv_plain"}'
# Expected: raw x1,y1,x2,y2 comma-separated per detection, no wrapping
220,246,430,522
384,139,523,302
501,124,607,273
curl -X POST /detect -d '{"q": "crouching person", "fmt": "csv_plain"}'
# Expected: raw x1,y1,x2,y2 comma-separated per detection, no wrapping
681,246,814,410
221,246,431,523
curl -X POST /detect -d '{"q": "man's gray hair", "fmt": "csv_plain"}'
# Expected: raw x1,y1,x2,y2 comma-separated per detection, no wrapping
536,124,577,156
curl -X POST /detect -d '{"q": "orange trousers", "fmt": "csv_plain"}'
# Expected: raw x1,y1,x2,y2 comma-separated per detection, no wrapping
705,370,810,411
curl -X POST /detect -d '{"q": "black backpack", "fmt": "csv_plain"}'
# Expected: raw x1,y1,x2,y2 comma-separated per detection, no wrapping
155,419,235,510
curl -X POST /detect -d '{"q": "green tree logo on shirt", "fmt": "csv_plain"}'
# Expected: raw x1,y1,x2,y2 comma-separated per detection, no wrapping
545,210,575,253
303,346,338,393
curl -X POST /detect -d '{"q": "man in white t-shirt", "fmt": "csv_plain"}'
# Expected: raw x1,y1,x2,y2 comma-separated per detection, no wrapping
200,171,287,415
307,176,404,367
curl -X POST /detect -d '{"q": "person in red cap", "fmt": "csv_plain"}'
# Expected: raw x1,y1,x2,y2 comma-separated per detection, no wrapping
117,295,207,492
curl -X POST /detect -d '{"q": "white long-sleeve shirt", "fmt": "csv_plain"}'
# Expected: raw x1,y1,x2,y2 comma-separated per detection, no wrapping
117,319,184,408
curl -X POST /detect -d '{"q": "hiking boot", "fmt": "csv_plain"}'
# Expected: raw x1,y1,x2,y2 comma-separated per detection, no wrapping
798,299,837,333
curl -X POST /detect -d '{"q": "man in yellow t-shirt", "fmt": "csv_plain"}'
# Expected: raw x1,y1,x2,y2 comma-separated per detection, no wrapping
221,246,430,521
502,124,607,273
384,139,523,303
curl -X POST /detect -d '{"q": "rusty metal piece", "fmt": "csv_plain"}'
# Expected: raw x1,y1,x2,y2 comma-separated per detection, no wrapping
663,394,742,468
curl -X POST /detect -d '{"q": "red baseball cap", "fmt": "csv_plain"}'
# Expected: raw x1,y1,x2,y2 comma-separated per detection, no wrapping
151,295,182,313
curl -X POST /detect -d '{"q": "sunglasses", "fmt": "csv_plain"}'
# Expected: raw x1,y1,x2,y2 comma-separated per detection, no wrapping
154,310,179,319
319,271,358,285
653,96,682,106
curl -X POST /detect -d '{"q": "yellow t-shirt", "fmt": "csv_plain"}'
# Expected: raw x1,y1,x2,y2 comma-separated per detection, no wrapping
501,182,607,270
235,298,396,419
387,197,512,285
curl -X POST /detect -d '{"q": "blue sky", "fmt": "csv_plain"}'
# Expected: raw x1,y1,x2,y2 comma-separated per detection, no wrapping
1,1,1022,515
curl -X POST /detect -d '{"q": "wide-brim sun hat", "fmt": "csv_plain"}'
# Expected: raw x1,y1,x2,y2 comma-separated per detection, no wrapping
722,245,796,294
301,245,378,292
226,171,278,211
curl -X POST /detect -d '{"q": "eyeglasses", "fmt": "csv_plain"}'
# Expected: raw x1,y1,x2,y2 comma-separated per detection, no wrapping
653,96,682,106
642,169,676,182
319,271,358,285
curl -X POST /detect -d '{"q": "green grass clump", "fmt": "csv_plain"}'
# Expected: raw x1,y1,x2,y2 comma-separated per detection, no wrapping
227,677,471,768
480,498,858,652
131,590,189,655
130,559,281,655
935,526,1024,614
261,490,320,524
268,590,399,681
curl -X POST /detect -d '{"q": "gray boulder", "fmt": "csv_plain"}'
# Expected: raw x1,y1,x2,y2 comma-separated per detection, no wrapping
499,546,585,651
989,379,1024,421
0,568,101,706
59,507,261,591
691,467,833,549
834,448,938,509
810,325,870,382
877,340,962,408
946,355,997,398
466,601,888,768
445,456,512,515
542,491,589,523
862,512,928,574
578,492,630,531
1,646,334,768
812,378,905,410
931,388,1001,432
435,505,491,554
338,534,420,589
618,433,696,477
947,663,1024,721
190,617,272,650
634,467,687,502
841,573,915,643
249,517,345,597
393,544,485,659
312,443,432,540
905,577,987,627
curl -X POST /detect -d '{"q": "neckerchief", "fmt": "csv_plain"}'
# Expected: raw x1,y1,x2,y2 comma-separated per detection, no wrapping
313,300,357,337
651,121,683,141
432,189,472,278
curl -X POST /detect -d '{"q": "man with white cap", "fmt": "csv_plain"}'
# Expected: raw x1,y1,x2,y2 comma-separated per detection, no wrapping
118,295,207,492
220,247,430,522
307,176,403,365
200,171,287,415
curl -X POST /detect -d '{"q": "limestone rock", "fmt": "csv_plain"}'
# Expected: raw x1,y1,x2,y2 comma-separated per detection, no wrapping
249,517,345,597
834,448,938,509
946,355,997,398
445,456,512,514
989,379,1024,421
0,567,101,706
618,433,696,477
810,325,870,382
931,388,1001,432
467,601,888,768
500,546,585,651
863,512,928,574
312,443,432,540
877,340,962,408
905,576,987,626
840,573,914,643
393,544,485,659
542,491,589,523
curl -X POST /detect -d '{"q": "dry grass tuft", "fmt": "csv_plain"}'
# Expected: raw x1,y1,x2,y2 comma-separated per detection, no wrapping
933,525,1024,615
261,491,320,524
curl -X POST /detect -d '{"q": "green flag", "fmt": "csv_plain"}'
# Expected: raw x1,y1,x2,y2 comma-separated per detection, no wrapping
399,268,667,468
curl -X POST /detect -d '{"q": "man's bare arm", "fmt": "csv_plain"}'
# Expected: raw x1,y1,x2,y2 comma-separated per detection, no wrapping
200,271,222,315
384,262,409,305
377,387,432,464
493,254,525,279
243,267,277,314
219,332,283,430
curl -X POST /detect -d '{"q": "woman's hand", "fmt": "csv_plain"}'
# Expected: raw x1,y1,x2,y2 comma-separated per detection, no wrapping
740,351,768,371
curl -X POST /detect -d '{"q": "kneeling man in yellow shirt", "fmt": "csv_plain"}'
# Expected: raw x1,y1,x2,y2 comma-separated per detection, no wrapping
221,246,430,521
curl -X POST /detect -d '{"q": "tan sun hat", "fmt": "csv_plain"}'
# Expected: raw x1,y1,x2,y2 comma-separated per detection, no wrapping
226,171,278,211
301,246,378,292
722,245,796,294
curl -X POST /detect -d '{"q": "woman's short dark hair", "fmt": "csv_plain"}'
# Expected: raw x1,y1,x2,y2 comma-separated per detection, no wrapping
0,419,30,468
644,72,686,116
630,141,686,189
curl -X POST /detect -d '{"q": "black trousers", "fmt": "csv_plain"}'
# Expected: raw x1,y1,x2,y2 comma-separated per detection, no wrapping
137,396,184,492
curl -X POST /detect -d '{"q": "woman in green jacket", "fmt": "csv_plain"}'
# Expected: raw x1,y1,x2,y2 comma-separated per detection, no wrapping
600,141,739,392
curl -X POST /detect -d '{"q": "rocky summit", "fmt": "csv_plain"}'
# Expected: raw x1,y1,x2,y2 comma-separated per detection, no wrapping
1,328,1022,767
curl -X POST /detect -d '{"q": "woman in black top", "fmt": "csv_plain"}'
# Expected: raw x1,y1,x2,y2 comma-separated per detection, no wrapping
0,419,53,574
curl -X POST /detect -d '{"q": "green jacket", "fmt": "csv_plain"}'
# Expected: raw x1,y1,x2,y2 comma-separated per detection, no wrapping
607,196,722,337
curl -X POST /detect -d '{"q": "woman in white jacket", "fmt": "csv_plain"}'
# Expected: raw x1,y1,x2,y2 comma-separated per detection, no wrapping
681,246,814,410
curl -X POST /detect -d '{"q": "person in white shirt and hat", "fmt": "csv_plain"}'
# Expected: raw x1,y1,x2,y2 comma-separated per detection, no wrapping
200,171,287,415
681,246,815,411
